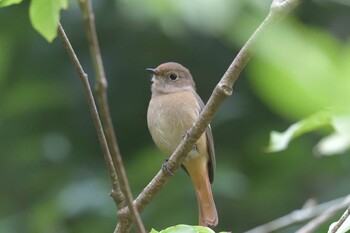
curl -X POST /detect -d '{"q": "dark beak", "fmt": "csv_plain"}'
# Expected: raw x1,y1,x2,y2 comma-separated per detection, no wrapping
146,68,158,75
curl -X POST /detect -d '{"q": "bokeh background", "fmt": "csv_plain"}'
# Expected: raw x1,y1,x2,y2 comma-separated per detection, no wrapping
1,0,350,232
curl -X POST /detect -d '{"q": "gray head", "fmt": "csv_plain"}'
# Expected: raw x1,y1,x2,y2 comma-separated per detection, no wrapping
147,62,196,97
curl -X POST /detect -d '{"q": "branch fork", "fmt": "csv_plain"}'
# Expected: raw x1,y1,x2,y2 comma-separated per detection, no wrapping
58,0,304,232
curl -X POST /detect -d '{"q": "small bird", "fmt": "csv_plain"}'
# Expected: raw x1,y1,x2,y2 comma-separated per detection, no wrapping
146,62,218,227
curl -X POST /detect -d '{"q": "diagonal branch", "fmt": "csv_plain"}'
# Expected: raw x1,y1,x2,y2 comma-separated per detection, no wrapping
115,0,304,232
76,1,145,232
58,21,145,233
329,205,350,233
57,22,120,208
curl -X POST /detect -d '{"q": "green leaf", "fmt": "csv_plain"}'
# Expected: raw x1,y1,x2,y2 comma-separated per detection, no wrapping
0,0,23,7
267,111,332,152
150,229,159,233
314,116,350,156
29,0,68,42
154,225,216,233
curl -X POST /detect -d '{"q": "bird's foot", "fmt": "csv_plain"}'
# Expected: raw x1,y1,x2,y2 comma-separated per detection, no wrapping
162,159,174,176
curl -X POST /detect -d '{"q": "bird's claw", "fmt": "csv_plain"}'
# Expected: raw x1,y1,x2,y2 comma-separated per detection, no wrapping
162,159,174,176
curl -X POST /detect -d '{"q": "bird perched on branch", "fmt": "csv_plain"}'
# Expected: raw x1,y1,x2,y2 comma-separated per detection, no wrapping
146,62,218,227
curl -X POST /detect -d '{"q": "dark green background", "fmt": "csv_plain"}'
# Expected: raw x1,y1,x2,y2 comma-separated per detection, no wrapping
1,1,350,232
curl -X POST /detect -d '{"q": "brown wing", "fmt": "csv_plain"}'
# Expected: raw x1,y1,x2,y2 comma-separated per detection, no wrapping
192,91,216,184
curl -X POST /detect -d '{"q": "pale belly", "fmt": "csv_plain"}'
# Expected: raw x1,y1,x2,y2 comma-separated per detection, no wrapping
147,91,200,157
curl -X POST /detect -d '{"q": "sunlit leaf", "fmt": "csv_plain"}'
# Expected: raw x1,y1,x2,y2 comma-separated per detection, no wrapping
314,116,350,156
0,0,23,7
29,0,68,42
154,225,216,233
267,111,332,152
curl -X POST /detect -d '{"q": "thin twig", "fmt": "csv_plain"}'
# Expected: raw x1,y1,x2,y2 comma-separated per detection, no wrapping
329,206,350,233
77,1,146,233
57,23,119,205
296,195,350,233
115,0,304,231
77,0,124,207
244,195,350,233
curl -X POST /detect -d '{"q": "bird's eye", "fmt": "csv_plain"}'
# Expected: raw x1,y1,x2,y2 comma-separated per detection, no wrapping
169,73,178,81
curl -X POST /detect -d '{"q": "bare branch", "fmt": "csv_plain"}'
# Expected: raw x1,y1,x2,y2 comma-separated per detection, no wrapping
57,23,119,206
77,1,145,232
244,195,350,233
296,195,350,233
116,0,304,231
76,0,123,206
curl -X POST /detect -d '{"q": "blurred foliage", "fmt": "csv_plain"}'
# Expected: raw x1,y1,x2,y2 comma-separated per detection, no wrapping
248,17,350,156
250,19,350,118
0,1,350,233
267,110,333,153
0,0,23,7
268,111,350,156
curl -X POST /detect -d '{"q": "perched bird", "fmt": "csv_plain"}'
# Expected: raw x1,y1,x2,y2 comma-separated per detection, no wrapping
146,62,218,227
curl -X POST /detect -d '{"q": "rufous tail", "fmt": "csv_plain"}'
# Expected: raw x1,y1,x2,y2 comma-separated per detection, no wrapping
195,175,218,227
